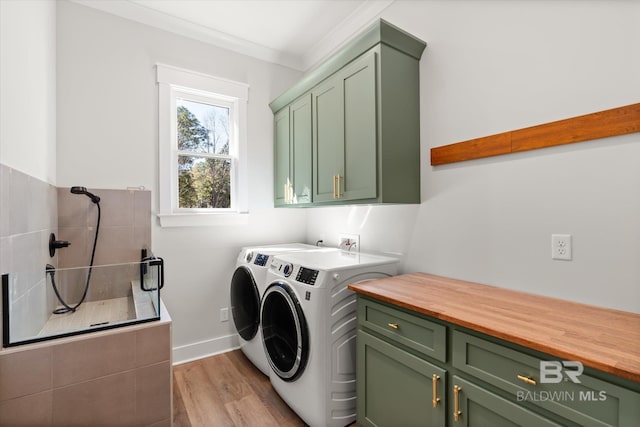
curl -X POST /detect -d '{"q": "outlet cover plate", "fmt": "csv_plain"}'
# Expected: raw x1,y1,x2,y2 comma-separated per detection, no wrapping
551,234,572,261
339,233,360,252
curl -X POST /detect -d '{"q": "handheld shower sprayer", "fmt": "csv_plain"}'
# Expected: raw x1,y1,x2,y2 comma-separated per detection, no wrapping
70,186,101,204
49,186,102,314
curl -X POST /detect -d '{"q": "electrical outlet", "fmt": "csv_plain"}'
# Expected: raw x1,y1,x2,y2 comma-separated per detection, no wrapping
339,233,360,252
551,234,572,261
220,307,229,322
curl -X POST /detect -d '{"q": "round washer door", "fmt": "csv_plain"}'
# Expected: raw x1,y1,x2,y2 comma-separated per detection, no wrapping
230,266,260,341
261,282,309,381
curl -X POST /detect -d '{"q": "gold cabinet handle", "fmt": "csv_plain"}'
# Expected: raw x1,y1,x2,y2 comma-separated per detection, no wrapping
387,322,399,330
517,374,537,386
337,175,342,198
432,374,440,408
332,175,337,199
285,183,294,203
453,385,462,422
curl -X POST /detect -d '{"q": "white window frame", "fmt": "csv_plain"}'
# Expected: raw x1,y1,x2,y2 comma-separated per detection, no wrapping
157,64,249,227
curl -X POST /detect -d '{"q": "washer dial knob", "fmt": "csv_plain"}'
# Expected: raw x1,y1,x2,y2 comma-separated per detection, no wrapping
283,263,293,277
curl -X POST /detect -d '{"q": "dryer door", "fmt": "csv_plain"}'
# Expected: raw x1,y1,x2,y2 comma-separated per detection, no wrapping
261,282,309,381
230,266,260,340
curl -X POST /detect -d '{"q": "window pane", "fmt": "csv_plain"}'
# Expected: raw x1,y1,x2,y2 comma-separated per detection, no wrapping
178,155,231,208
177,99,229,154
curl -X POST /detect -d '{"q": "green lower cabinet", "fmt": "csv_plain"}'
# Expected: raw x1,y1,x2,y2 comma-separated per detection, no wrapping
452,331,640,427
451,376,561,427
357,330,447,427
355,296,640,427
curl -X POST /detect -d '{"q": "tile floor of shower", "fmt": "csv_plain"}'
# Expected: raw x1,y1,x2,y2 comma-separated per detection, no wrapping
37,282,157,337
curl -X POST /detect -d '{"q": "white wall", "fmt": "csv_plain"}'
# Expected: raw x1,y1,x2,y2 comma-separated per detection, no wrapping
0,0,56,184
51,0,640,365
55,1,307,362
306,0,640,313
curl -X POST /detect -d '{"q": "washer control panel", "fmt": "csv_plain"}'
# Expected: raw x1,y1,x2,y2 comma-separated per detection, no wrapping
296,267,319,286
270,259,294,277
254,253,269,267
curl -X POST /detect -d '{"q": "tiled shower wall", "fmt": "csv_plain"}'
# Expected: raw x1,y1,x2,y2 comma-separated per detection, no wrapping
0,163,152,345
57,188,151,303
0,165,169,426
0,163,58,341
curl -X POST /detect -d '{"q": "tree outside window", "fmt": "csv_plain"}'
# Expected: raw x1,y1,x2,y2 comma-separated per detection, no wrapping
176,99,233,209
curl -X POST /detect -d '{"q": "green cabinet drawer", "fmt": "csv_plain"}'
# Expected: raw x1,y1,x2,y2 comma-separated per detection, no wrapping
358,297,446,363
452,376,561,426
452,331,640,426
357,330,447,427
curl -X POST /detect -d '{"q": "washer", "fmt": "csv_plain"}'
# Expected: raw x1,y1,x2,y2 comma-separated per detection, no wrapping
260,250,399,427
229,243,335,375
230,243,316,375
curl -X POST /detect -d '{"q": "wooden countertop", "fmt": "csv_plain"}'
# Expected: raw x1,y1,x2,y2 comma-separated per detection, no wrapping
348,272,640,383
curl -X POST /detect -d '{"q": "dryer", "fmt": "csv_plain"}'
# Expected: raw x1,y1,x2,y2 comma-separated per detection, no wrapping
260,250,399,427
230,243,318,375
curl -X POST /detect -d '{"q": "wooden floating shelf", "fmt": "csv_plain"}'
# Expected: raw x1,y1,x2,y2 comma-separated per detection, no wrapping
430,103,640,166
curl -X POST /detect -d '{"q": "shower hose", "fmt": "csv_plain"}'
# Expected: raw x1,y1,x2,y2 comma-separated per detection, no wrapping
47,202,101,314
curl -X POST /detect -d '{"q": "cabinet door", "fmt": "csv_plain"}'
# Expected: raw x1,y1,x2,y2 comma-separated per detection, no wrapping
290,94,312,204
274,107,291,206
451,376,561,427
340,51,377,201
312,74,343,203
357,330,446,427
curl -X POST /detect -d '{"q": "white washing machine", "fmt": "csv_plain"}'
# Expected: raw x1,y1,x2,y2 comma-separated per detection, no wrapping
260,250,399,427
229,243,336,375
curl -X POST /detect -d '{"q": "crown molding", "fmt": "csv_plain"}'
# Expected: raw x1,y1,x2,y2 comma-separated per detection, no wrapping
70,0,395,72
70,0,305,70
301,0,395,71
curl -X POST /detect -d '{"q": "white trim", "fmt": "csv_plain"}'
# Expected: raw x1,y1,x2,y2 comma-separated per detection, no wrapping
301,0,395,70
157,64,249,100
157,64,249,225
71,0,304,70
157,212,249,228
172,333,240,365
70,0,395,72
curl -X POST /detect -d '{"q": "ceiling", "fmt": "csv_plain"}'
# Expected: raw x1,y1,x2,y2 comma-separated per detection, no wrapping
73,0,395,71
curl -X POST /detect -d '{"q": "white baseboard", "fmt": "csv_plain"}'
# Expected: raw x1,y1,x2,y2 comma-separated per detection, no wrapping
172,333,240,365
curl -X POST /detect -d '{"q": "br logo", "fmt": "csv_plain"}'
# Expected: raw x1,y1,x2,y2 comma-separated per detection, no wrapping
540,361,584,384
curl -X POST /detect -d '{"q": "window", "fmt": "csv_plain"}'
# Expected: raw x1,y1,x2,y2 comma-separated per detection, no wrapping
157,64,248,226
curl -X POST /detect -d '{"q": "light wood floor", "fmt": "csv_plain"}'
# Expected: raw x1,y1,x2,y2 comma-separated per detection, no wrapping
173,350,308,427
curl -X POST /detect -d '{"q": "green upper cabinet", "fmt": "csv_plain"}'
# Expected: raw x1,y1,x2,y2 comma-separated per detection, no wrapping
290,94,313,204
274,94,313,206
311,74,343,203
311,53,377,203
270,19,426,207
273,107,290,206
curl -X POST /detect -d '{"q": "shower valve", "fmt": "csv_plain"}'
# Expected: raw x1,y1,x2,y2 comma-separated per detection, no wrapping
49,233,70,257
